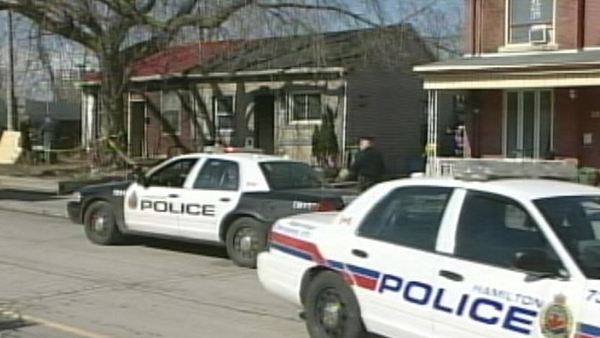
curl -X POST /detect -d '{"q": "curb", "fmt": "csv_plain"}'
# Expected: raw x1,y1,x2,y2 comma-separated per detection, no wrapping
0,204,67,219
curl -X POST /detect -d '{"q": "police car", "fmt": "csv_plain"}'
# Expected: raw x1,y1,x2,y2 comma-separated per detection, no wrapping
257,176,600,338
67,152,352,268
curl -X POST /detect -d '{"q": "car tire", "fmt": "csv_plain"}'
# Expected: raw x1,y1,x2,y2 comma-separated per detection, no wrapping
84,201,124,245
304,271,367,338
225,217,267,268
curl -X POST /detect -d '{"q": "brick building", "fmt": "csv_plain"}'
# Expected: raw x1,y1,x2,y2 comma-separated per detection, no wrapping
415,0,600,171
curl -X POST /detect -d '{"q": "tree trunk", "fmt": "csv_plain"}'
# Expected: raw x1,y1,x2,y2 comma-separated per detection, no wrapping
99,52,126,146
95,51,134,167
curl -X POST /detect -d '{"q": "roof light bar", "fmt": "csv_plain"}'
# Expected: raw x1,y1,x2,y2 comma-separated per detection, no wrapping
443,159,578,182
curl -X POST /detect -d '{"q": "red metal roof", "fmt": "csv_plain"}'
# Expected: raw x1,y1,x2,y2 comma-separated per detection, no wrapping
82,40,240,82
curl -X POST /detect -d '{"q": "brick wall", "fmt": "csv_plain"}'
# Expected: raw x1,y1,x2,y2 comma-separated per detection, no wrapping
584,0,600,47
556,0,578,49
464,0,600,53
553,89,580,160
577,88,600,167
472,90,503,156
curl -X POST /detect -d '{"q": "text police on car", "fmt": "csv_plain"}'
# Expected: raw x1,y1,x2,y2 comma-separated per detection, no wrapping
257,176,600,338
67,152,354,268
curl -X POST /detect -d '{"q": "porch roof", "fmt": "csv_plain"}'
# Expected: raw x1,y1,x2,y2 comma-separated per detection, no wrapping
414,49,600,90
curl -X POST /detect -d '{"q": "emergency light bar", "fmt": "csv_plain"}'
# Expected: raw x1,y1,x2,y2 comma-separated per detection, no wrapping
204,146,264,154
439,159,578,182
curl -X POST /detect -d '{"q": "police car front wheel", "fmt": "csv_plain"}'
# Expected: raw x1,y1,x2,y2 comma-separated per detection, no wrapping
225,217,267,268
305,271,367,338
84,201,124,245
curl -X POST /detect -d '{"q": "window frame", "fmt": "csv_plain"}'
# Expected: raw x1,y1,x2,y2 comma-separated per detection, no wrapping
193,158,241,191
288,92,323,125
502,89,554,159
505,0,556,47
213,95,235,133
160,90,182,136
356,186,454,252
145,158,198,188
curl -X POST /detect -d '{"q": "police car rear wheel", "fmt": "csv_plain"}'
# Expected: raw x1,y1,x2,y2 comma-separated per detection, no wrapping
305,271,366,338
84,201,123,245
225,217,266,268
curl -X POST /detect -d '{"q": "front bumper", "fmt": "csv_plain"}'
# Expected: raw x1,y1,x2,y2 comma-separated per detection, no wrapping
257,251,312,307
67,201,82,224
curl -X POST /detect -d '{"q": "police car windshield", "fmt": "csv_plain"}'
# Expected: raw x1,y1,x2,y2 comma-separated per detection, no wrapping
260,161,324,190
535,196,600,279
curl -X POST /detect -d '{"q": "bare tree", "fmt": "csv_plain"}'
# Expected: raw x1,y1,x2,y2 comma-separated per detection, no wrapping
0,0,461,166
0,1,379,153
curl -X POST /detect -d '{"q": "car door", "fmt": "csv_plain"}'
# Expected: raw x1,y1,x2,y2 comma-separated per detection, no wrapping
433,190,585,338
336,186,454,338
178,158,242,241
124,157,199,236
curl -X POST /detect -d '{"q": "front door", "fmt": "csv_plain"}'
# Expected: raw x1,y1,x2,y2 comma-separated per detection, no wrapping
434,190,584,338
254,95,275,154
178,159,242,241
124,158,199,235
338,186,454,338
130,101,146,157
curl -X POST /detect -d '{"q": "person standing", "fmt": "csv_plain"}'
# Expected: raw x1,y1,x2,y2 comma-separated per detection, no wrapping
350,136,385,191
40,115,57,164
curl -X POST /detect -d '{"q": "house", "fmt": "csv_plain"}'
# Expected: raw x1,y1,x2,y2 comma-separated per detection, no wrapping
81,25,436,174
25,100,81,149
415,0,600,174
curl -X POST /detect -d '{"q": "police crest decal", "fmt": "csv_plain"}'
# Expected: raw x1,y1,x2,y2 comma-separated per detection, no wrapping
128,192,138,209
540,295,573,338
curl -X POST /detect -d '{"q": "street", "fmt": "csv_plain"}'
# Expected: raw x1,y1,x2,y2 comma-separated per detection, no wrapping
0,210,306,338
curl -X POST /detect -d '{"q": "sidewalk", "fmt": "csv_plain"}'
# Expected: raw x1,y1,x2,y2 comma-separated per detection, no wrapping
0,190,68,218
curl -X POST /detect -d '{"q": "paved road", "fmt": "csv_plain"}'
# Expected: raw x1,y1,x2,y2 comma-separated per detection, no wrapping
0,211,306,338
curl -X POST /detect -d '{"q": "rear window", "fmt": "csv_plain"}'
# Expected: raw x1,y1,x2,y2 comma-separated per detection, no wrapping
259,161,323,190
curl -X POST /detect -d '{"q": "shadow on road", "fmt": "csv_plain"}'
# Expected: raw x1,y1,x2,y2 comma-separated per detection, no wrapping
129,236,229,260
0,189,60,202
0,314,36,332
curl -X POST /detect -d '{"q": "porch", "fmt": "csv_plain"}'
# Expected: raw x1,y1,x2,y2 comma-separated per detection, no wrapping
415,49,600,179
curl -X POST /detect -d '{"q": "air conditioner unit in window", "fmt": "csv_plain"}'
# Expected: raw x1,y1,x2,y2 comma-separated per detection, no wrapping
529,25,549,44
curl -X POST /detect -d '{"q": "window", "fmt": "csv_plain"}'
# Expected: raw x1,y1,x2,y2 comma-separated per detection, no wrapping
508,0,554,44
194,159,240,191
358,187,452,251
213,95,235,132
455,191,558,270
259,161,323,190
162,91,181,135
147,158,198,188
505,90,552,158
290,93,322,123
535,196,600,279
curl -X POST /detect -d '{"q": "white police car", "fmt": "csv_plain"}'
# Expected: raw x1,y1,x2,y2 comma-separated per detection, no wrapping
68,152,351,268
257,177,600,338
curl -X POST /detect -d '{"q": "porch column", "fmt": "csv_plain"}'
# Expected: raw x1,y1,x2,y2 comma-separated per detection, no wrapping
426,90,439,176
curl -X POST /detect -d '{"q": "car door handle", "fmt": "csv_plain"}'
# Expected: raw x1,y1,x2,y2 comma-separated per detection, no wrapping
168,194,179,198
439,270,464,282
220,197,231,202
351,249,369,259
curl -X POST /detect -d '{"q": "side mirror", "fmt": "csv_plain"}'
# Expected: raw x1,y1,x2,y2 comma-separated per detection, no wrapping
132,167,148,187
513,249,560,277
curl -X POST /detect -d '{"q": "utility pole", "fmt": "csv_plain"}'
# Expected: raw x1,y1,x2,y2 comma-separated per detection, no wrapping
6,10,17,131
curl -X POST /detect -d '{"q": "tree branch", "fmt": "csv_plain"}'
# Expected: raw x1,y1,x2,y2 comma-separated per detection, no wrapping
256,2,379,28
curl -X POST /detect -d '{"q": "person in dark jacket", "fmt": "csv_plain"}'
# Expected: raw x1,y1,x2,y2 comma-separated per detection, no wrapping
350,136,385,191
